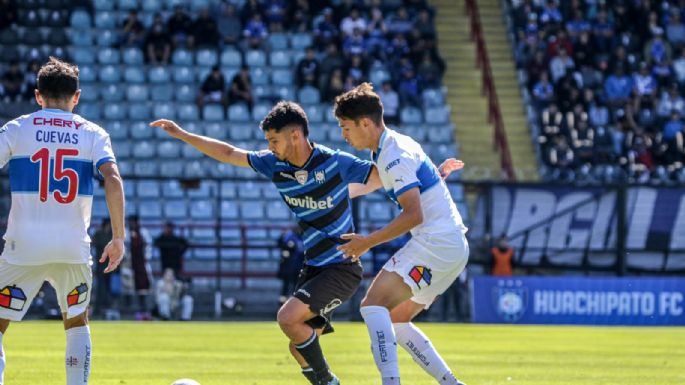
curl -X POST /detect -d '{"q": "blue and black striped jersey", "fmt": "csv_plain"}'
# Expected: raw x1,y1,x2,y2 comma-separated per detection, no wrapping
247,143,373,267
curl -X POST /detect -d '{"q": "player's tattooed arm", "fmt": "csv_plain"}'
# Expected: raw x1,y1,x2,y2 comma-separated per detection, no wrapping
150,119,251,167
349,166,382,198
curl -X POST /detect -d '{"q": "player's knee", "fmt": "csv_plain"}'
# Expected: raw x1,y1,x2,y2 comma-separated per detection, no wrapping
276,307,299,329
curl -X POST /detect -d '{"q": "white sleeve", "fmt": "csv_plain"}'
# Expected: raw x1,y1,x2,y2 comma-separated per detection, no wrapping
92,128,116,170
381,151,421,198
0,120,19,168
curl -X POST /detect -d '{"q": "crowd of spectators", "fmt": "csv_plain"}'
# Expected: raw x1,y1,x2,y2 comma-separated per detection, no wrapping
513,0,685,183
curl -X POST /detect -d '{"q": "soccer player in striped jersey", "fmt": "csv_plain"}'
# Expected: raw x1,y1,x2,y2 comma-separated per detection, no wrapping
151,102,459,385
334,83,469,385
0,57,126,385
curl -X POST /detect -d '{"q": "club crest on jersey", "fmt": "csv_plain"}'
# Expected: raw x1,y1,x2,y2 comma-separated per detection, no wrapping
67,283,88,307
0,285,27,311
315,170,326,184
295,170,308,185
408,266,432,289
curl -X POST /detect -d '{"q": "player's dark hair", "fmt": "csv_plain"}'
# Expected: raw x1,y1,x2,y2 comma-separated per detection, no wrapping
37,57,79,101
333,82,383,125
260,101,309,136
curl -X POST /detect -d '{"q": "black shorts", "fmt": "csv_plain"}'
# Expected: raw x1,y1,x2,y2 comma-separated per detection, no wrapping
293,261,363,334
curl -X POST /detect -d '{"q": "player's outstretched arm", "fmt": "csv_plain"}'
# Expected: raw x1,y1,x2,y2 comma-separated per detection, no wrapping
338,187,423,261
349,166,381,198
99,162,125,273
438,158,465,178
150,119,250,167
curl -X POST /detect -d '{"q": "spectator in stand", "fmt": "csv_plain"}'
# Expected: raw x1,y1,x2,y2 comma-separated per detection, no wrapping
387,6,413,36
264,0,288,32
217,3,242,48
295,47,319,88
342,27,367,57
128,215,153,321
314,7,339,47
604,65,633,108
415,9,436,40
193,7,220,48
532,71,554,108
0,0,17,30
243,13,268,49
155,268,193,321
644,29,673,65
346,54,365,83
573,31,595,69
491,236,513,276
587,91,610,127
340,7,367,37
0,60,23,102
566,9,591,41
549,47,575,84
658,84,685,118
540,0,563,27
228,65,253,110
276,227,304,305
526,50,548,89
632,62,658,111
594,125,616,164
417,52,442,89
571,118,595,165
342,73,356,92
659,111,685,166
540,102,563,143
318,43,344,89
398,68,421,107
673,48,685,85
21,60,39,100
154,222,189,279
145,14,172,65
627,132,655,183
366,7,389,58
167,5,194,48
546,29,573,58
548,135,575,181
593,10,614,54
240,0,263,25
289,0,311,33
667,10,685,48
323,68,345,102
377,80,400,125
119,10,145,47
386,32,410,62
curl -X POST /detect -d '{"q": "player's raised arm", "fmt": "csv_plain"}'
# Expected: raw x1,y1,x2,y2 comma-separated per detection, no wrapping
150,119,250,167
99,162,126,273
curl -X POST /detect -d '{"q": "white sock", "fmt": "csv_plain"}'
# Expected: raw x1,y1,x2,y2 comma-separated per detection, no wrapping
65,326,91,385
394,322,461,385
0,331,5,385
360,306,400,382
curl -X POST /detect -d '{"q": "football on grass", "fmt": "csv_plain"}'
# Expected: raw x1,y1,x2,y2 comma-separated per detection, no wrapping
171,379,200,385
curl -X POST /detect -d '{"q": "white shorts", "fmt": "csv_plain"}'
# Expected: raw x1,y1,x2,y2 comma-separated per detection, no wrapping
0,260,92,321
383,231,469,309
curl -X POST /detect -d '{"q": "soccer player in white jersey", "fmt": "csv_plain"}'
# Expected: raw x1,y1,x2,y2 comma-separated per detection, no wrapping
333,83,469,385
0,57,125,385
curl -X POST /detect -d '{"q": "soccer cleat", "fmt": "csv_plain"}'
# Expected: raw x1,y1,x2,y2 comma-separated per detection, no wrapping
318,373,340,385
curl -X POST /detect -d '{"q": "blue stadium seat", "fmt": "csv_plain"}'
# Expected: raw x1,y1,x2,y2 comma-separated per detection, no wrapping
79,65,96,82
269,50,291,68
96,30,117,46
220,67,238,83
271,69,293,86
124,67,146,83
101,84,124,102
141,0,161,11
139,199,162,219
117,0,138,11
267,33,288,50
164,200,188,219
153,102,176,120
132,120,156,139
157,141,181,158
228,104,250,122
273,86,294,100
447,184,464,201
98,65,120,83
172,49,193,66
123,47,144,65
126,85,149,102
196,49,218,66
92,200,109,218
220,49,242,67
250,68,269,86
178,104,199,120
129,104,151,120
132,140,156,158
70,9,91,29
266,201,290,220
240,201,265,220
116,160,133,177
209,162,235,178
428,127,452,143
203,104,225,121
133,160,159,177
228,125,252,141
79,84,98,101
368,202,392,222
220,181,237,198
262,184,281,199
72,47,95,64
245,50,266,67
77,103,101,120
148,66,170,83
369,68,390,85
70,29,93,46
205,123,226,139
424,106,450,125
173,66,195,83
97,47,120,64
182,143,203,159
400,107,423,124
308,125,326,143
190,201,214,219
252,85,272,101
422,88,445,107
252,103,271,122
111,140,132,158
184,160,207,178
161,180,185,198
103,103,126,120
237,181,261,199
151,84,174,102
220,200,239,220
298,86,320,104
304,105,323,123
106,121,128,140
290,33,312,50
92,0,114,10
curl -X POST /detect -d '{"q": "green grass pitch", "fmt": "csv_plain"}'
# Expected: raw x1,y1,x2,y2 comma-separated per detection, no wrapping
3,321,684,385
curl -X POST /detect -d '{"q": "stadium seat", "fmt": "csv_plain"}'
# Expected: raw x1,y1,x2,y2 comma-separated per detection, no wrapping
92,0,114,10
70,29,93,46
219,181,237,198
422,88,445,107
221,67,239,83
269,50,291,68
116,160,133,176
164,200,188,219
132,140,156,159
97,48,120,64
220,49,242,67
157,141,182,158
182,143,203,159
92,200,109,218
190,201,215,219
290,33,312,50
227,125,253,141
271,69,293,86
203,104,225,121
123,47,145,65
368,202,392,222
153,102,176,120
237,181,261,199
173,66,195,83
205,123,226,139
148,66,170,83
228,104,250,122
118,0,138,11
184,160,208,178
124,67,146,83
160,180,184,198
106,121,128,139
267,33,288,50
369,68,390,85
98,65,120,83
151,84,174,102
76,103,101,120
424,106,450,125
141,0,161,12
400,107,423,124
196,49,218,66
79,84,98,101
428,127,452,143
111,140,132,158
304,105,323,123
273,86,295,100
72,47,96,64
252,85,272,100
240,201,265,220
129,104,151,120
252,103,271,122
70,9,91,29
245,50,266,67
220,200,239,220
298,86,320,104
172,49,193,66
100,84,124,102
96,30,117,46
262,184,281,199
104,103,126,120
250,68,269,86
139,200,162,219
126,85,149,102
178,104,200,121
